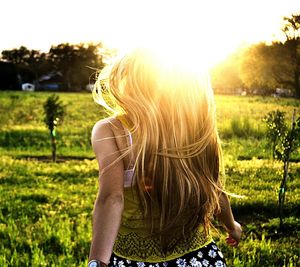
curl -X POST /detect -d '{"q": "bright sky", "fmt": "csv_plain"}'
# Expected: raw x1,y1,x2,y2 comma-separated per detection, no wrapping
0,0,299,66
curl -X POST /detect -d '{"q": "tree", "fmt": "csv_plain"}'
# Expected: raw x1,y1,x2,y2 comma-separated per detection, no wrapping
239,14,300,97
48,43,104,90
264,111,287,159
239,43,278,94
1,46,31,65
274,14,300,98
0,62,20,90
211,51,244,94
1,46,50,83
264,110,300,230
43,95,66,162
48,43,77,90
282,14,300,43
1,43,107,91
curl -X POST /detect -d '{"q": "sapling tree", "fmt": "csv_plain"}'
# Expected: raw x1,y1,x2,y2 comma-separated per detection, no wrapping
264,111,287,159
265,109,300,229
43,95,66,162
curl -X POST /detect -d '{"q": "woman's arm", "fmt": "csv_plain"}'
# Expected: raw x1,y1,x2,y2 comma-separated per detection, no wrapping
88,120,125,264
216,192,242,247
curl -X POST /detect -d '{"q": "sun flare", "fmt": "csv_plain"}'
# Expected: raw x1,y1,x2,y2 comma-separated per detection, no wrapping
102,1,236,70
1,0,299,69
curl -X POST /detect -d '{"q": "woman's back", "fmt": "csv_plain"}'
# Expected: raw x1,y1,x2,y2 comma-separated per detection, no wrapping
107,117,213,262
88,48,242,267
96,49,222,238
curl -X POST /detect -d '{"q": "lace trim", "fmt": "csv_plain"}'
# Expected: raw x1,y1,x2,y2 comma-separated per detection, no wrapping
113,229,212,262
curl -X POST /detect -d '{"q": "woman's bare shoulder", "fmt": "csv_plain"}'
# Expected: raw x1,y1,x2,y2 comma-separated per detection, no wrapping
91,117,122,140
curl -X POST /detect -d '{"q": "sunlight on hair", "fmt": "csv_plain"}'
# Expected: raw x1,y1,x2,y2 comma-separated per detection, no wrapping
92,44,245,242
94,44,213,115
92,64,115,113
147,42,212,76
116,36,215,76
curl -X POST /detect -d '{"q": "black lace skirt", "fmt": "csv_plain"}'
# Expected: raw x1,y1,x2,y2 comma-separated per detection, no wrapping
109,241,226,267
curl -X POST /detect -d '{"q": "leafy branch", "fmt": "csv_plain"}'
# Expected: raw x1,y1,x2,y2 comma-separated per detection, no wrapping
43,95,66,162
264,109,300,230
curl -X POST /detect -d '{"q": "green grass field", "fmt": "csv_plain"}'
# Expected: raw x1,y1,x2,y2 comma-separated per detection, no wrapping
0,91,299,266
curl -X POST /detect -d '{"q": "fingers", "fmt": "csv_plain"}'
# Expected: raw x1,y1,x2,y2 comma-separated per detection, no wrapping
226,236,239,247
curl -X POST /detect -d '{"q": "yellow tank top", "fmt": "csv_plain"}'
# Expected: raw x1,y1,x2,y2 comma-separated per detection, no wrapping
113,186,213,262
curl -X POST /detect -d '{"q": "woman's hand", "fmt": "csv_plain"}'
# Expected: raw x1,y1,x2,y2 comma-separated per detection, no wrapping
225,221,242,247
215,193,242,247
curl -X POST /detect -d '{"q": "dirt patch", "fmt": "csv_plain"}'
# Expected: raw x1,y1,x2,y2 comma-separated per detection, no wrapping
14,155,95,162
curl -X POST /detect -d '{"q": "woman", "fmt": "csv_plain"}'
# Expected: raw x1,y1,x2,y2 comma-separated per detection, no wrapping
88,48,242,267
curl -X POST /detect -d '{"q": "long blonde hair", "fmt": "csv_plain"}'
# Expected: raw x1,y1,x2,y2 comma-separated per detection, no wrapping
93,48,224,249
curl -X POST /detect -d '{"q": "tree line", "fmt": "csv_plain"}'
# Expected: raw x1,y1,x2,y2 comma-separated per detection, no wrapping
211,13,300,98
0,43,105,91
0,14,299,97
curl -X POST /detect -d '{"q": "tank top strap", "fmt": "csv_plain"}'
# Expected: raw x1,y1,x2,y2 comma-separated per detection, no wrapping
116,116,135,169
126,129,135,170
123,128,135,187
115,116,132,144
128,130,133,147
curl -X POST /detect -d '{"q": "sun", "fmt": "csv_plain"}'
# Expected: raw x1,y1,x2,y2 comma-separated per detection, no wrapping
93,1,299,76
101,1,240,73
102,35,218,81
